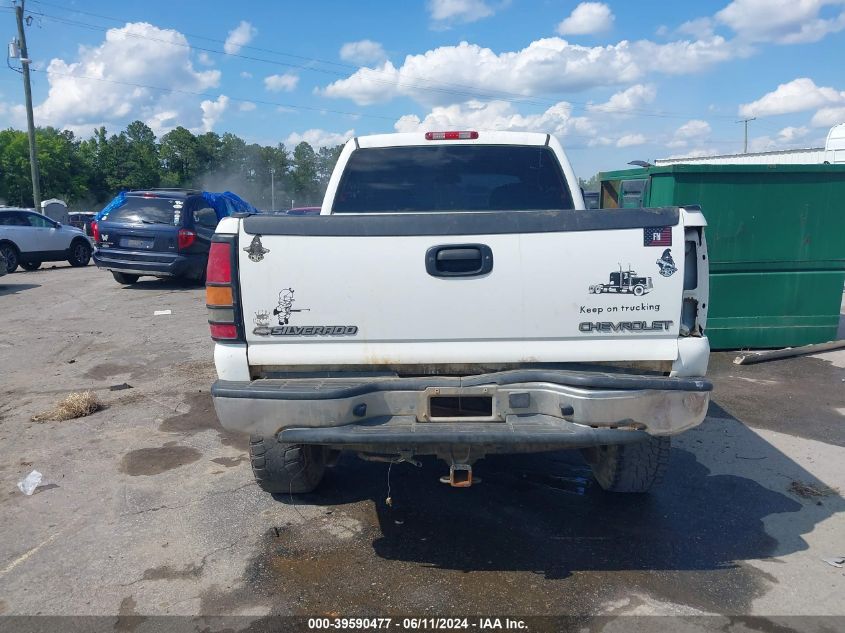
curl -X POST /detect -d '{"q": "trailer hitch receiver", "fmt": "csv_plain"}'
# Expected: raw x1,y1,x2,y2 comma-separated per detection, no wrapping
440,464,473,487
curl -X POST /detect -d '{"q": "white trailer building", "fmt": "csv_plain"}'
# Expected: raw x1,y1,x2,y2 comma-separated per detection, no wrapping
656,123,845,166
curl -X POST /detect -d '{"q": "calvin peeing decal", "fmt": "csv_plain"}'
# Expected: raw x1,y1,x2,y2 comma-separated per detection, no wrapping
272,288,310,325
243,235,269,262
254,291,357,337
656,249,677,277
589,265,653,297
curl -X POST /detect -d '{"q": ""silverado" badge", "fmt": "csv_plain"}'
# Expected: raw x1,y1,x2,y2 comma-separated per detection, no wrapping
253,325,358,337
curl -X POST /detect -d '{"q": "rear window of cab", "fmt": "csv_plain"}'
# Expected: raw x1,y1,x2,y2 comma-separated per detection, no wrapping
332,145,574,213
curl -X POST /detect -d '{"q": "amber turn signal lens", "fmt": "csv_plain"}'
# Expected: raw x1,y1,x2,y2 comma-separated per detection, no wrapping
206,285,233,306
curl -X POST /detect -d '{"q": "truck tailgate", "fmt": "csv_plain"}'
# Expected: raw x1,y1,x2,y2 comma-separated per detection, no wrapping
238,209,686,366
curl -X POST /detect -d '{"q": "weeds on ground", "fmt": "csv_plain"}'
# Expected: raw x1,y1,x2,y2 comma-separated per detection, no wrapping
789,480,838,498
32,391,101,422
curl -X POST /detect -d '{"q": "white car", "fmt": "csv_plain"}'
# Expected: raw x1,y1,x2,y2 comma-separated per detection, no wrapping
0,208,93,273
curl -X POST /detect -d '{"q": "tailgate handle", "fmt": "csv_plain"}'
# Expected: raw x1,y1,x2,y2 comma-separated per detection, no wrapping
426,244,493,278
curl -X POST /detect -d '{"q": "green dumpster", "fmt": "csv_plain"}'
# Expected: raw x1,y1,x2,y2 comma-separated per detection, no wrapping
599,164,845,349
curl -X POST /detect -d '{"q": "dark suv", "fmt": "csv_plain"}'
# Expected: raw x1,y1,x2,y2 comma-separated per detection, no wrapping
93,190,227,285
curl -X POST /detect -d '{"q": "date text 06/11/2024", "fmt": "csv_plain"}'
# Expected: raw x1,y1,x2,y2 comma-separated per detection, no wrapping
307,617,528,630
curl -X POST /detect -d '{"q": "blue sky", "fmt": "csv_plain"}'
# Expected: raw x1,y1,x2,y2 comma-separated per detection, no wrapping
1,0,844,176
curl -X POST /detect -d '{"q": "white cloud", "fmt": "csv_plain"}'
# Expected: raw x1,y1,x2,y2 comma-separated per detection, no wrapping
240,71,253,79
238,101,257,112
716,0,845,44
224,21,256,54
677,17,715,39
739,78,845,117
428,0,496,25
556,2,614,36
616,133,647,148
663,148,720,160
200,95,228,132
776,125,811,143
340,40,387,66
264,73,299,92
321,37,740,107
32,22,221,135
197,51,214,66
285,128,355,148
811,106,845,127
393,99,596,141
748,127,816,152
588,84,656,116
667,119,711,148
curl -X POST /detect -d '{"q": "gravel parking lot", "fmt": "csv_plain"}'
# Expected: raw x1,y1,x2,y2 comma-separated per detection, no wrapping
1,264,843,629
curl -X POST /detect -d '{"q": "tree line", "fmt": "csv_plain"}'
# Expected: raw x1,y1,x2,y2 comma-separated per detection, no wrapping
0,121,344,210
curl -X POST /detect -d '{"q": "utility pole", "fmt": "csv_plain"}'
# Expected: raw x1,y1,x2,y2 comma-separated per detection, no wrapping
14,0,41,212
269,167,275,211
737,117,756,154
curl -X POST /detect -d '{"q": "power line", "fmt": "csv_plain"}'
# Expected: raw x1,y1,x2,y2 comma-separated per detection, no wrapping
26,0,744,122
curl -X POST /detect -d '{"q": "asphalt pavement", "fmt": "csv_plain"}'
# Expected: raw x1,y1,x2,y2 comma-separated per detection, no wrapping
0,264,843,631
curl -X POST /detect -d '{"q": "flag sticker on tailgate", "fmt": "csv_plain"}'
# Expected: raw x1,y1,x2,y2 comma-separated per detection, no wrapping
644,226,672,246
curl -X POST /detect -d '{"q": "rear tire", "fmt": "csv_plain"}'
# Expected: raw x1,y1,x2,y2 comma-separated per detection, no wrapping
68,240,92,267
21,261,41,271
112,271,140,285
0,243,19,273
588,436,670,493
249,435,326,494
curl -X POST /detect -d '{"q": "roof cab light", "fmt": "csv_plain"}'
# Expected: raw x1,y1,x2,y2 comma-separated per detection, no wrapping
425,131,479,141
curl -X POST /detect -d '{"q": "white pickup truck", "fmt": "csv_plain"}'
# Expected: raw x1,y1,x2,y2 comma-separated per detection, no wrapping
207,131,711,495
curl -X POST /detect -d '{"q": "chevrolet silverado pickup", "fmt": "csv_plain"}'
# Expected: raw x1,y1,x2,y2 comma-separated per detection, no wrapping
208,130,711,495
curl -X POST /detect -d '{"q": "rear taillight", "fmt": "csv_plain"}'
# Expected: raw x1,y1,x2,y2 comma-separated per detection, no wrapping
207,242,231,283
177,228,196,250
209,324,238,339
425,131,478,140
206,238,241,341
91,220,100,243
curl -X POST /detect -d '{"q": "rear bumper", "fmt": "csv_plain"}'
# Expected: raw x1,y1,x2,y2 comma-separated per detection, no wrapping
93,249,206,278
211,369,712,449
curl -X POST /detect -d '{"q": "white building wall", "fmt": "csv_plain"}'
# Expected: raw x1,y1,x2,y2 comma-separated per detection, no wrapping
655,148,826,166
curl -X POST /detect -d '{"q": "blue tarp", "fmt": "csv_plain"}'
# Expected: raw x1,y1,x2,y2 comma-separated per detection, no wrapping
95,190,257,222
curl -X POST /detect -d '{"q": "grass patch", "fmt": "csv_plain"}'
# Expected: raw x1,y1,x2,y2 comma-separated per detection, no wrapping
32,391,102,422
789,480,838,498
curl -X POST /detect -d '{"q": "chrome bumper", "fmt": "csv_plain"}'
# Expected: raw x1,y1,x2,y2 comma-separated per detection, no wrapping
211,370,711,447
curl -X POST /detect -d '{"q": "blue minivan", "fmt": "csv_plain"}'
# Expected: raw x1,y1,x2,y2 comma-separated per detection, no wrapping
92,189,255,285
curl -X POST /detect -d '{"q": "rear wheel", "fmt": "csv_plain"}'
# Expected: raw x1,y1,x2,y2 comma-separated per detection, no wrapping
1,243,19,273
249,435,326,494
68,240,92,267
112,271,139,285
587,436,670,493
21,261,41,271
